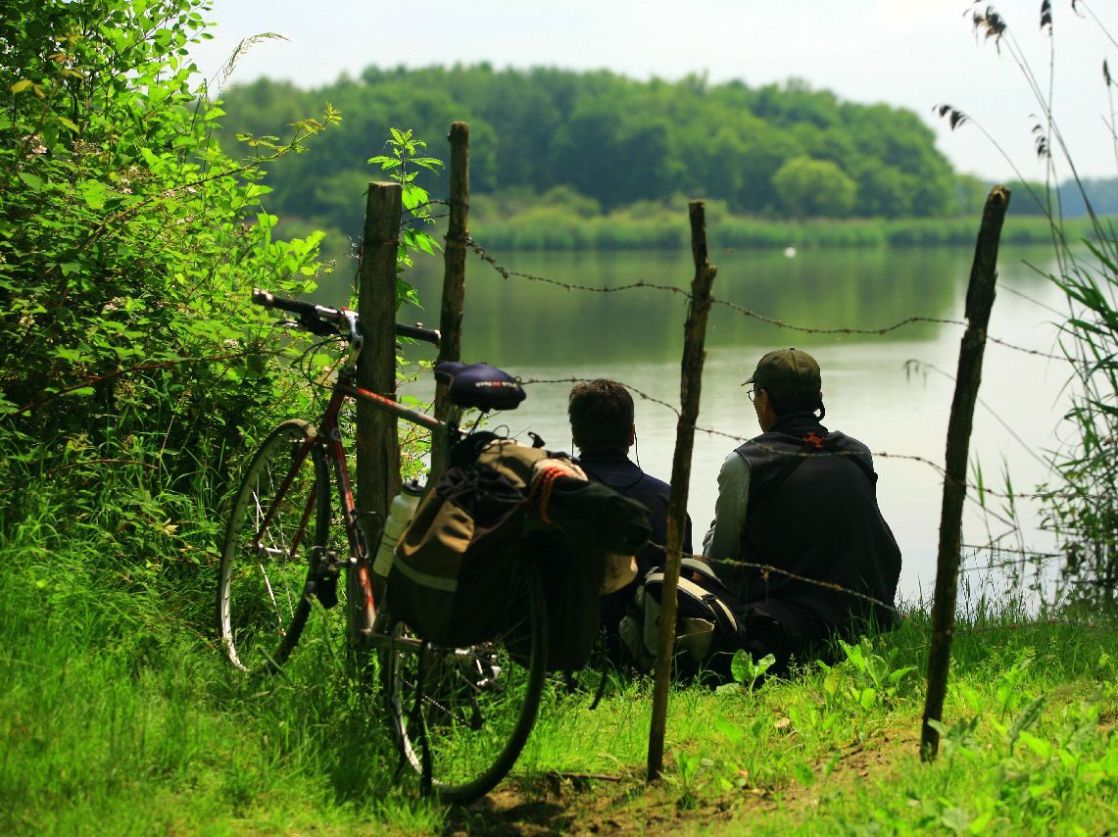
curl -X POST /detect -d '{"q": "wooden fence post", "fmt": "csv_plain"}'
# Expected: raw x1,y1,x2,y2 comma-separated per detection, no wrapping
356,181,403,641
648,201,718,781
920,185,1011,760
431,121,470,479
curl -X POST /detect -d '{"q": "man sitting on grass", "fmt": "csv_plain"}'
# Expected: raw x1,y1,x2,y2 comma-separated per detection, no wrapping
568,379,693,657
703,348,902,673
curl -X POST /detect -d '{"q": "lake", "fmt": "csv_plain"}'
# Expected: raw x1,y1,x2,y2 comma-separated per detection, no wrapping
320,243,1072,603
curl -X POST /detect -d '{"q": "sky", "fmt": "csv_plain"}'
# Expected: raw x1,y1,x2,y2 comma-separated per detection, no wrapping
187,1,1118,183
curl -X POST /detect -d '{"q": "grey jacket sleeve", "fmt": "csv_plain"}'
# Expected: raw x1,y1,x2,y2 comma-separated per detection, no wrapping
701,451,750,562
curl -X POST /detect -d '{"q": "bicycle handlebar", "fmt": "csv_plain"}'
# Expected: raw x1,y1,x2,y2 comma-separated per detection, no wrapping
252,289,441,346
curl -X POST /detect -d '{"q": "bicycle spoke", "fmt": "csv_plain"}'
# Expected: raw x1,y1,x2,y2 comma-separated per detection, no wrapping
218,420,329,674
381,565,548,802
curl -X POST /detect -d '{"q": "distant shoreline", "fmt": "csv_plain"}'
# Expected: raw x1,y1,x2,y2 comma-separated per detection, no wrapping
470,213,1094,251
292,213,1096,256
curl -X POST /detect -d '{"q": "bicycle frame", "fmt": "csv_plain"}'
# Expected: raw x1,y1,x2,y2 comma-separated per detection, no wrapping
248,362,458,648
228,290,546,801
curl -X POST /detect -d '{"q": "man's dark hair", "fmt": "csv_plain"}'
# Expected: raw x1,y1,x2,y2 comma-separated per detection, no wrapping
767,389,826,420
568,379,634,454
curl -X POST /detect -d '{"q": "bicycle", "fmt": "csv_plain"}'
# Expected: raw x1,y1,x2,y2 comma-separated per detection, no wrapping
217,289,547,802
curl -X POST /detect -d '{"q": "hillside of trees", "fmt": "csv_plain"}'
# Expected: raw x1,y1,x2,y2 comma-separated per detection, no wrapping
220,66,983,240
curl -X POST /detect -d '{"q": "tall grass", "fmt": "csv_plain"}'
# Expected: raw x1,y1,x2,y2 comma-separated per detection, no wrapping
938,4,1118,602
0,460,449,833
3,437,1116,833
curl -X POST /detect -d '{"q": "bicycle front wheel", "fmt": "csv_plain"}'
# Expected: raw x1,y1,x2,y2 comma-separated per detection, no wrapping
218,419,330,674
381,561,548,803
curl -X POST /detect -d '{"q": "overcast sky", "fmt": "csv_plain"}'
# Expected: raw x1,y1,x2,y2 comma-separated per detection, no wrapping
188,0,1118,182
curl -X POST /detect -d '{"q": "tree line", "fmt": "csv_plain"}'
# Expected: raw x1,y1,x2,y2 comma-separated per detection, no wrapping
220,65,980,239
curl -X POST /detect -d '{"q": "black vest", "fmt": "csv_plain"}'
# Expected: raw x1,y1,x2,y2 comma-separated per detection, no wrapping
730,412,901,640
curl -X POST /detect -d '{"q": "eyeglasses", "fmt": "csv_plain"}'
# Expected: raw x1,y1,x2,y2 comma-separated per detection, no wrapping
746,388,755,403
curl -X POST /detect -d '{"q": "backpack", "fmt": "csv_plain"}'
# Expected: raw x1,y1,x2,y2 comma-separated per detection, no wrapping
387,433,650,671
618,558,746,681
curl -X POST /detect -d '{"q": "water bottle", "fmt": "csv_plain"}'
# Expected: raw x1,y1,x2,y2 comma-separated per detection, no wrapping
372,480,423,582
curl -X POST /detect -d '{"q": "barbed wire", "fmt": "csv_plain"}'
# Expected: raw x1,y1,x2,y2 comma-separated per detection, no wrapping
957,552,1062,576
461,234,1066,361
518,375,1052,504
651,543,900,614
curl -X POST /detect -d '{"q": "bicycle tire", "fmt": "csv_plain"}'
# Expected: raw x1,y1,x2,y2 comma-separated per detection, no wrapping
218,419,330,674
381,560,548,802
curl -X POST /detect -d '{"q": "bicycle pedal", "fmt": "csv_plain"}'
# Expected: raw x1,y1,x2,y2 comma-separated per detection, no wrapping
311,549,341,609
316,574,339,609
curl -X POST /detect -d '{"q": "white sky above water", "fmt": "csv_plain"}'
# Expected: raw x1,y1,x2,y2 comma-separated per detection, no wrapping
188,0,1118,182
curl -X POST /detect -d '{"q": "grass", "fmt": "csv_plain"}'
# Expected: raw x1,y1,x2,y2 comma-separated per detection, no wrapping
3,483,1117,836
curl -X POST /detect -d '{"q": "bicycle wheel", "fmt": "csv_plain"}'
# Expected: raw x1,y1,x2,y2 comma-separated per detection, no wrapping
381,561,548,802
218,419,330,674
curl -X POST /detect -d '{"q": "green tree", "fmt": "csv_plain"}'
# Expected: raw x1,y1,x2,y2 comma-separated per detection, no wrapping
771,156,858,218
218,65,963,228
0,0,331,508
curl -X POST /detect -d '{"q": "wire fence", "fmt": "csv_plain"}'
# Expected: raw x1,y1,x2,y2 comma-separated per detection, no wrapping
352,182,1079,634
434,220,1079,601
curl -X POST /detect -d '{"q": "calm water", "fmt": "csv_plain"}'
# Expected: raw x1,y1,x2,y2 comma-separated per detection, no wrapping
321,244,1071,602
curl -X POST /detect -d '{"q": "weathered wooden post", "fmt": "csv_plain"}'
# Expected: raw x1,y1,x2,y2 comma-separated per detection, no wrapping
648,200,718,781
920,186,1010,760
431,121,470,479
356,181,403,641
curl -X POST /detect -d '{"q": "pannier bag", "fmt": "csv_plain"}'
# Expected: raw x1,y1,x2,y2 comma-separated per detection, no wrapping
387,462,526,647
387,434,651,670
619,558,746,681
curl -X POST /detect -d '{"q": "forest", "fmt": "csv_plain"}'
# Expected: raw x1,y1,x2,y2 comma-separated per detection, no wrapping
221,66,1118,250
220,67,968,229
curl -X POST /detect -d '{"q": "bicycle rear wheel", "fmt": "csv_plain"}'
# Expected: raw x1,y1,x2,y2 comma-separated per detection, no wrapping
218,419,330,674
380,561,548,803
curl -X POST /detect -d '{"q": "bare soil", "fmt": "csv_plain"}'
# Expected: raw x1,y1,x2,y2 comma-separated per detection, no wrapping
442,727,917,835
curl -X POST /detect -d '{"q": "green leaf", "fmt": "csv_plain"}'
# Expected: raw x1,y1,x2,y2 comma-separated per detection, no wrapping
1018,731,1052,759
18,171,43,190
730,649,750,683
10,79,33,94
713,716,743,742
78,180,109,210
63,387,96,397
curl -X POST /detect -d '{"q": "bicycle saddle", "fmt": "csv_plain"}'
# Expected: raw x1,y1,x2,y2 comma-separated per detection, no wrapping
435,361,526,411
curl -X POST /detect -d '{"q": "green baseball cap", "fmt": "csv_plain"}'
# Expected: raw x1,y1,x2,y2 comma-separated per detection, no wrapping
745,348,821,400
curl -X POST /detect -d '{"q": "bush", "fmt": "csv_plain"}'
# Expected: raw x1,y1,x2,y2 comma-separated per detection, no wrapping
0,1,331,542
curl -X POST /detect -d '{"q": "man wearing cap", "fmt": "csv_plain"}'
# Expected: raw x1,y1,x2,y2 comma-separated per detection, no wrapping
703,348,901,671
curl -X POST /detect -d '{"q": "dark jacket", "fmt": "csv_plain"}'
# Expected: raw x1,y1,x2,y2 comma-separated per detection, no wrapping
728,411,901,645
576,452,693,637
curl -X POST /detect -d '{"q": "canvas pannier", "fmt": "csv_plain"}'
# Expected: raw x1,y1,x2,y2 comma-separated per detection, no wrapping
387,433,650,671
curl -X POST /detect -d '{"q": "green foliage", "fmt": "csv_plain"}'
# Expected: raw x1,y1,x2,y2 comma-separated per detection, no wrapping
960,5,1118,602
369,126,444,296
728,650,776,693
0,0,333,520
460,195,1094,251
771,156,858,218
819,637,917,717
219,67,962,229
